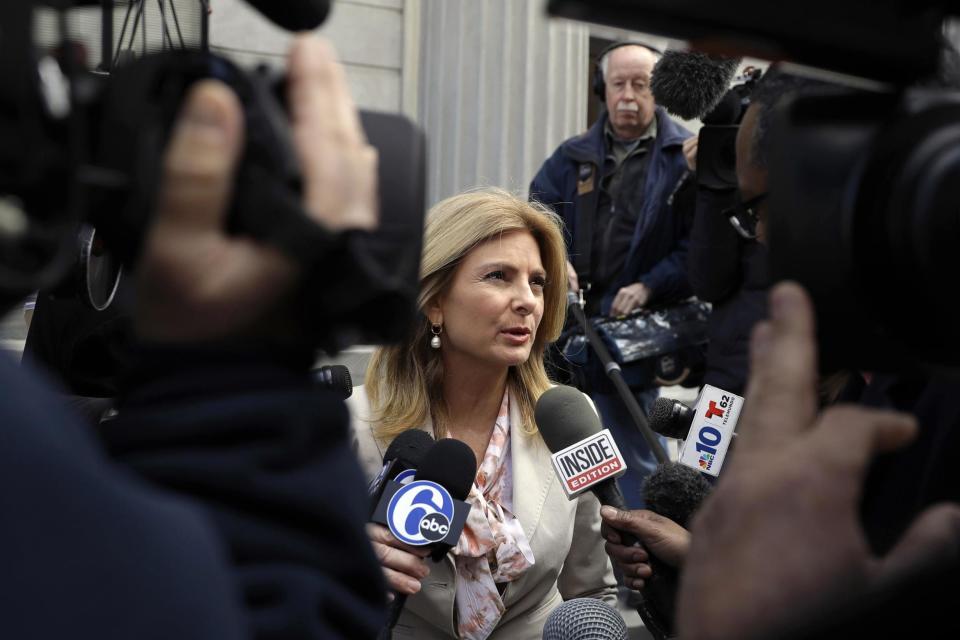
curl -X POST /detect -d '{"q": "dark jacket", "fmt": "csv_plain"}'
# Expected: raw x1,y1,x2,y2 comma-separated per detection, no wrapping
102,346,387,640
688,188,770,394
0,355,247,640
530,108,693,314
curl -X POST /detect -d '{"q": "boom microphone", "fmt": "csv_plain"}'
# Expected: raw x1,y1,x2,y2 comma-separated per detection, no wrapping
242,0,331,31
650,51,741,120
534,386,638,546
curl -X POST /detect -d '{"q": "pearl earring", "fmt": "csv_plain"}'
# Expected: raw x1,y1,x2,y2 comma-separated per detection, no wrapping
430,324,442,349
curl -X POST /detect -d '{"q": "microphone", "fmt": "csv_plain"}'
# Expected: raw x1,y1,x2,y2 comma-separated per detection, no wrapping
675,384,743,477
376,438,476,640
534,386,638,545
649,397,695,440
643,462,712,529
367,430,435,517
651,51,741,120
313,364,353,399
651,387,743,477
242,0,331,31
637,463,713,640
412,439,477,562
542,598,628,640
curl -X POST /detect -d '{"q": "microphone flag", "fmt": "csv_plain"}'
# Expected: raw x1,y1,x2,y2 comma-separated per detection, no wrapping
677,384,743,477
549,429,628,499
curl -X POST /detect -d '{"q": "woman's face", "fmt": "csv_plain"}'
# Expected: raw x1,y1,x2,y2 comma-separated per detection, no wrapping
431,230,546,374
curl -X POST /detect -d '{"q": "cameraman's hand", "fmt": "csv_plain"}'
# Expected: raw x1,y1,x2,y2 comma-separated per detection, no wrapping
136,37,377,342
676,283,960,640
291,39,378,232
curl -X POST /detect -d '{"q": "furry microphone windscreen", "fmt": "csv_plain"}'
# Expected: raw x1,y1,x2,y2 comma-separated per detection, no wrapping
651,51,742,120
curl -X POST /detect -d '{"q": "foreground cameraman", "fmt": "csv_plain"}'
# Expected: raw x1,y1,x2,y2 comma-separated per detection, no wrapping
2,35,385,639
602,69,960,637
603,284,960,639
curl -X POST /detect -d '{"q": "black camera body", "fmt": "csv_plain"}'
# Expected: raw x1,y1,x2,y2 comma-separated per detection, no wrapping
696,68,762,191
769,87,960,370
1,2,426,350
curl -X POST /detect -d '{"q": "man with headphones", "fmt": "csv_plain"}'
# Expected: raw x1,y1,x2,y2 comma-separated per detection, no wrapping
529,42,695,509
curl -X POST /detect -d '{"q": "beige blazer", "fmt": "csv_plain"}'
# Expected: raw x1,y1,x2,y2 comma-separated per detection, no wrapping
348,385,617,640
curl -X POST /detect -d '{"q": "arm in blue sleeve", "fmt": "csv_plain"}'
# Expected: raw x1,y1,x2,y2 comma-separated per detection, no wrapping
640,177,696,303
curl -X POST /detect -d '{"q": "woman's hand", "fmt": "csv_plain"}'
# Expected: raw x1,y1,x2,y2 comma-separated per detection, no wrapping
366,523,432,596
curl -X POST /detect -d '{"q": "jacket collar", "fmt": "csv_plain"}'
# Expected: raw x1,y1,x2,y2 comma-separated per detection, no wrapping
562,107,689,165
509,396,555,541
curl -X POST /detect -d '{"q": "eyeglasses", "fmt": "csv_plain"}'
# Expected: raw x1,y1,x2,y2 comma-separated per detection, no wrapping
724,192,768,240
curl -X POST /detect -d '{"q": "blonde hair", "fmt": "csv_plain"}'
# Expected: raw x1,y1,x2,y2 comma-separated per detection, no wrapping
365,188,568,441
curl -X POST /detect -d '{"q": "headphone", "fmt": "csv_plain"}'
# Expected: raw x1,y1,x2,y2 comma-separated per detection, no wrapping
592,41,664,101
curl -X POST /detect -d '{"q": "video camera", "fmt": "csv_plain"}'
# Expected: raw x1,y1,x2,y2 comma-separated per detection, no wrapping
695,65,763,192
549,0,960,372
0,0,426,351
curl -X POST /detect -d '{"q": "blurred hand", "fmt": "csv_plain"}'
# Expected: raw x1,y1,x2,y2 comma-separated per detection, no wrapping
290,39,378,232
610,282,650,317
676,283,960,640
366,523,431,597
136,36,378,343
601,507,690,576
566,260,580,293
682,135,698,173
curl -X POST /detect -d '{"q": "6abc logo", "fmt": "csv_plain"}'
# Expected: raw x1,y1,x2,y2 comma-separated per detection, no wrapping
386,480,455,546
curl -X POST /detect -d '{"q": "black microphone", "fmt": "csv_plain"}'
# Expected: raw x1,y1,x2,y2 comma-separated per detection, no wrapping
242,0,331,31
313,364,353,399
379,438,476,640
643,462,712,530
651,51,741,120
367,430,434,517
534,385,639,546
649,397,695,440
636,462,713,640
413,439,477,561
542,598,628,640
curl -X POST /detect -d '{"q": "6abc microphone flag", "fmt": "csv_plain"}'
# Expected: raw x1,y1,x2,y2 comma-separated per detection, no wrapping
370,438,474,551
369,437,476,640
376,479,470,547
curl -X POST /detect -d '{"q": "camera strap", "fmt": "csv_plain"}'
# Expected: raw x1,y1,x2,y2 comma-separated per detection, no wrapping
573,161,599,293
